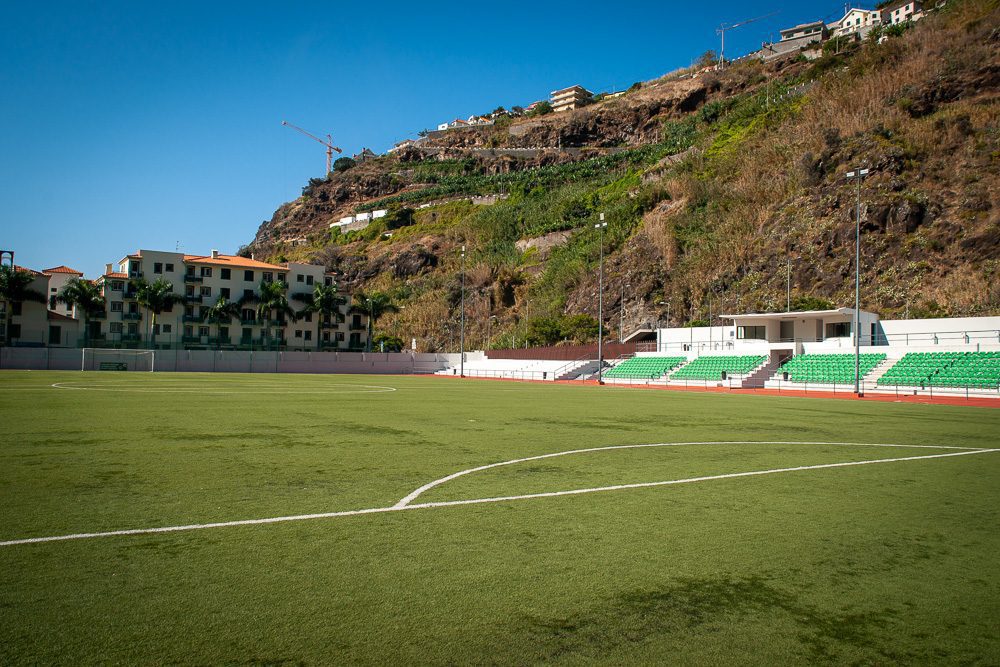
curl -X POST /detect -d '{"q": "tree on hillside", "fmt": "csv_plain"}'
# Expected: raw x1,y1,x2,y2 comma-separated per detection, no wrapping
527,101,553,117
293,283,346,350
350,291,399,352
696,50,718,68
132,278,184,348
241,280,296,349
333,156,356,172
0,265,46,346
202,296,240,350
57,278,105,346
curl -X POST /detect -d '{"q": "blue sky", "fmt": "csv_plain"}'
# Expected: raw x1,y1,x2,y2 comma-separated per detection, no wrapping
1,1,851,277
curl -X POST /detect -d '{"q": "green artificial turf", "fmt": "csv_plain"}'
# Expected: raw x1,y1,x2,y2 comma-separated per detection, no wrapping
1,371,998,664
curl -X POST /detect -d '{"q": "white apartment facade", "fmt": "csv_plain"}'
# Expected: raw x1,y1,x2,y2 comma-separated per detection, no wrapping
550,85,593,113
830,8,882,39
94,249,368,351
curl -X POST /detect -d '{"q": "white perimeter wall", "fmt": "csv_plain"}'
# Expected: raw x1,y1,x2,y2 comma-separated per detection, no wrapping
0,348,457,374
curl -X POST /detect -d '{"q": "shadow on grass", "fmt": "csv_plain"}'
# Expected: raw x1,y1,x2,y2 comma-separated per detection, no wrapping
524,575,901,662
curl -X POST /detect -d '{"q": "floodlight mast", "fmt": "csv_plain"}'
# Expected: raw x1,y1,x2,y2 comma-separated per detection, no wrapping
845,167,870,396
596,214,608,385
281,120,343,175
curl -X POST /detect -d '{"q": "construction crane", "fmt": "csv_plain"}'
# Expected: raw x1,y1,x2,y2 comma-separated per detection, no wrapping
281,120,343,175
717,11,779,69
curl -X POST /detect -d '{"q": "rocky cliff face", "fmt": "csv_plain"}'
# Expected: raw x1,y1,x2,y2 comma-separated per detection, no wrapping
247,1,999,351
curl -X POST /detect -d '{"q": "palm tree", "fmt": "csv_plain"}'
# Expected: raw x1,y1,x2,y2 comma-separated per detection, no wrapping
241,280,295,349
293,283,346,350
202,296,240,350
57,278,105,347
0,265,47,346
132,278,184,348
350,290,399,352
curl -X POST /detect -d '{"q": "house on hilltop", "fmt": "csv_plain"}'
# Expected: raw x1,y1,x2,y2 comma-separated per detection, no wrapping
550,85,593,113
881,0,925,25
830,7,882,40
761,19,829,61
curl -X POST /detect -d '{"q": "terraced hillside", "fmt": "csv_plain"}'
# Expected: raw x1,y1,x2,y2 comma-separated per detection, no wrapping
247,0,1000,352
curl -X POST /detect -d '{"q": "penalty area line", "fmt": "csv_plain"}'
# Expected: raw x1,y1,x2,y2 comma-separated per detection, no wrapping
1,446,996,548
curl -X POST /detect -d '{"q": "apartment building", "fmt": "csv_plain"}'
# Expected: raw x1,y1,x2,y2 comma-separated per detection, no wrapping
830,7,882,39
94,249,367,351
0,263,80,347
881,0,925,25
549,85,593,113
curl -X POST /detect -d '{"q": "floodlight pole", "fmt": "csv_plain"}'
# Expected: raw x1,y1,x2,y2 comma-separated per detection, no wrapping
596,215,608,385
460,245,466,378
619,283,630,342
846,168,869,396
786,257,791,312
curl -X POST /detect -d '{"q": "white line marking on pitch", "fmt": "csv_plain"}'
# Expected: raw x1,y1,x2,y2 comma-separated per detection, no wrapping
1,442,996,547
49,382,397,394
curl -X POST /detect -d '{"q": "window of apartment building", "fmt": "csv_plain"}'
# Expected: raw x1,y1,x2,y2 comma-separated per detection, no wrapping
241,308,254,321
9,324,20,339
110,322,123,333
243,289,254,300
128,302,138,314
185,305,194,317
294,330,302,338
242,327,252,340
303,313,312,323
335,332,345,342
154,262,163,274
296,274,304,283
111,301,123,312
198,266,210,278
111,280,124,291
49,296,57,309
199,326,209,336
244,270,253,281
219,326,228,339
165,263,174,272
186,266,196,277
324,277,333,286
306,275,314,285
127,323,138,334
220,288,231,300
304,331,312,342
200,285,211,297
221,268,231,280
323,332,330,343
184,325,193,337
278,273,286,282
262,272,273,283
162,324,172,334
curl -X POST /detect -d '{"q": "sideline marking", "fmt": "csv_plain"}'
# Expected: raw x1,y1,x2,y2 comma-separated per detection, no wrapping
50,382,397,394
1,442,996,547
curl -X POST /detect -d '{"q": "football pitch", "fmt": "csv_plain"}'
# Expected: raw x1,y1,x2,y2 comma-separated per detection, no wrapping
1,371,998,664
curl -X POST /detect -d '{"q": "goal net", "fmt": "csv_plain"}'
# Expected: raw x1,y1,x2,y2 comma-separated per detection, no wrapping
81,348,156,372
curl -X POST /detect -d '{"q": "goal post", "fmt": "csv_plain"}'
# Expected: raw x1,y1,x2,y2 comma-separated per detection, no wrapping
81,348,156,372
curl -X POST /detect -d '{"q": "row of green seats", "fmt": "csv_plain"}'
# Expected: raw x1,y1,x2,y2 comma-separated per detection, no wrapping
879,352,1000,389
780,353,885,384
605,356,688,380
671,355,766,381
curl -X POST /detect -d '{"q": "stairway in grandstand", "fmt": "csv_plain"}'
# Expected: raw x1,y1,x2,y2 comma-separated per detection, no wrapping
877,352,1000,390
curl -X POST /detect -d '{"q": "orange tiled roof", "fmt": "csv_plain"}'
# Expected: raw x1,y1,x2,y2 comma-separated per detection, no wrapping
183,254,286,270
47,311,78,322
42,265,83,275
13,265,42,276
103,272,128,279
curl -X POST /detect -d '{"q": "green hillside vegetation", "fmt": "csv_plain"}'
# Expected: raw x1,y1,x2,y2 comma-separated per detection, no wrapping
252,0,999,352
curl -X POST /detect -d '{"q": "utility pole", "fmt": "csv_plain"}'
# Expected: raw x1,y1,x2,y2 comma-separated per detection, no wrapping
596,214,608,385
845,167,870,396
717,12,778,69
619,283,630,342
786,257,791,312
